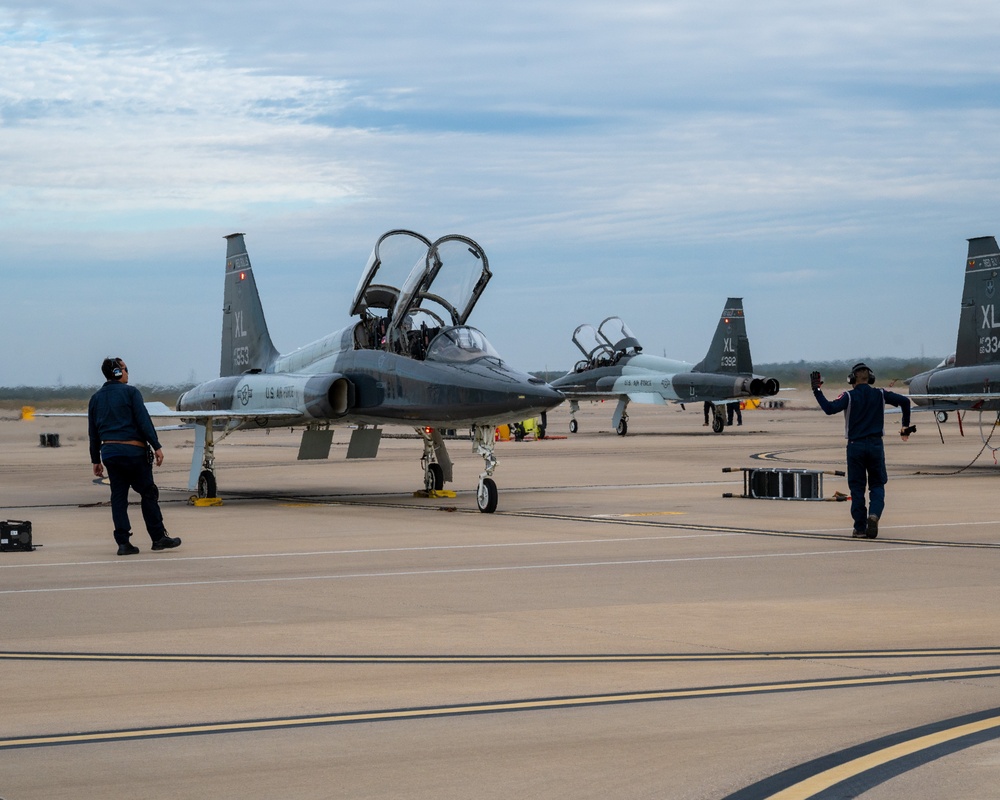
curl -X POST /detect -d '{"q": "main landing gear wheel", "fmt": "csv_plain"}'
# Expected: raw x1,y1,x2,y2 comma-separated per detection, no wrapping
477,477,498,513
935,411,949,424
426,462,444,492
616,418,628,436
569,418,578,434
197,470,217,499
472,425,499,513
711,415,725,434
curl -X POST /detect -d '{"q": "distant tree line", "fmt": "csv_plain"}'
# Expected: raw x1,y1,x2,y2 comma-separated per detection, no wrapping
0,356,944,410
0,384,193,412
751,357,943,387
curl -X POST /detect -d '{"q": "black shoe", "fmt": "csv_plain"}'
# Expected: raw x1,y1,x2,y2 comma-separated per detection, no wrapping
151,535,182,551
852,528,868,538
117,543,140,556
866,515,879,539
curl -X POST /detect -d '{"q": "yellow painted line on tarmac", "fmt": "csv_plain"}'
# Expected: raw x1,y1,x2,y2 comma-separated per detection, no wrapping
4,665,1000,750
773,716,1000,799
732,709,1000,799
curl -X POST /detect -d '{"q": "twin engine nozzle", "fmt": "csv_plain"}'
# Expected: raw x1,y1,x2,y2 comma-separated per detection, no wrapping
749,377,780,397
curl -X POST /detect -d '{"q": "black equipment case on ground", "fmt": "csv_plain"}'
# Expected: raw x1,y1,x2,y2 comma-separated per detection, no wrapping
722,467,844,501
1,520,34,551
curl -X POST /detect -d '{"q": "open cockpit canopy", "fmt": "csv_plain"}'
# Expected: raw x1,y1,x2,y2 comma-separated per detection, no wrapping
425,326,502,364
351,230,433,318
351,230,494,361
389,234,491,339
597,317,642,355
571,317,642,371
572,324,615,365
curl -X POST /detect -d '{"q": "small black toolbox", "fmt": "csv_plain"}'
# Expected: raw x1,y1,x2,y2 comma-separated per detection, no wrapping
1,520,34,551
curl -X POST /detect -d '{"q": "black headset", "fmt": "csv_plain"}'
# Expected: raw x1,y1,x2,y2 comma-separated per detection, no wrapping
847,362,875,385
102,357,124,381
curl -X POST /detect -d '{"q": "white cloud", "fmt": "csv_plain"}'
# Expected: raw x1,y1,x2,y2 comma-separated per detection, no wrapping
0,34,361,218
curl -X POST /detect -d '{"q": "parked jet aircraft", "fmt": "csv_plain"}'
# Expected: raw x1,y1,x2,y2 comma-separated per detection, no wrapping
134,231,561,512
549,299,780,435
907,235,1000,424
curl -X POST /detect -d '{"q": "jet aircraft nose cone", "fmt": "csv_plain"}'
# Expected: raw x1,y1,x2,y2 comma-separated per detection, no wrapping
520,379,564,411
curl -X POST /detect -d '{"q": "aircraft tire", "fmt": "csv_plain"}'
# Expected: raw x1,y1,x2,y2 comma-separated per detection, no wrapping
935,411,949,423
427,462,444,492
569,419,578,434
712,416,725,434
198,470,218,498
477,477,498,513
616,418,628,436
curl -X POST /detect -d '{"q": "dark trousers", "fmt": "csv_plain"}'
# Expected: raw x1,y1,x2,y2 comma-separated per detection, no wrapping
846,438,887,531
104,453,166,544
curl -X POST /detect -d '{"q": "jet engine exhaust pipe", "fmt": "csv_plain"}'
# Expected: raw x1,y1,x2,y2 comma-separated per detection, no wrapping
749,377,780,396
304,374,355,418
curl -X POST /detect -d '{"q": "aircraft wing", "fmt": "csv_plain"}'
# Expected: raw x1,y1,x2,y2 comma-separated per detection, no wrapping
559,389,749,406
142,401,302,420
907,393,1000,407
560,389,663,404
35,402,304,424
625,391,748,406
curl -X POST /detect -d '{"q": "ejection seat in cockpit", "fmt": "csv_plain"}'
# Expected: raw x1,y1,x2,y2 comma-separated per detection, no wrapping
349,230,492,361
570,317,642,371
351,230,492,360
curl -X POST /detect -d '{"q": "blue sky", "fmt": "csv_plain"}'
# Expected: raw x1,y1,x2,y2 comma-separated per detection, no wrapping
3,1,1000,386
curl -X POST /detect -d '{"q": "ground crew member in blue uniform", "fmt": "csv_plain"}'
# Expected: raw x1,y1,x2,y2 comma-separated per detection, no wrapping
811,362,913,538
88,357,181,556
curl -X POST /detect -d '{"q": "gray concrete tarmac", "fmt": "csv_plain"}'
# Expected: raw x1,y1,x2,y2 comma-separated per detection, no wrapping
1,397,999,799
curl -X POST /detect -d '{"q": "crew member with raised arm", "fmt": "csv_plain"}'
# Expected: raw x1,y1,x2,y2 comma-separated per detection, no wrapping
811,362,913,538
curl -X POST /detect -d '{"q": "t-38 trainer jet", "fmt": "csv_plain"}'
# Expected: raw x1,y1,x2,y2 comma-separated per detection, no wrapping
154,230,562,512
549,299,780,435
907,236,1000,425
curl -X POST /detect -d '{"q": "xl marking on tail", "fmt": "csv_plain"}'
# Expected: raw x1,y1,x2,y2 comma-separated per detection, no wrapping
908,236,1000,417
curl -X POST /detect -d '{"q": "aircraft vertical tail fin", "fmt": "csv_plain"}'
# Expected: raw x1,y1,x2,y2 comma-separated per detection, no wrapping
692,298,752,374
220,233,280,378
954,236,1000,368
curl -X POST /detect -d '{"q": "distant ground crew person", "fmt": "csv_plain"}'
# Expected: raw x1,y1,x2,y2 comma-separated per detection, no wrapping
811,362,913,538
88,357,181,556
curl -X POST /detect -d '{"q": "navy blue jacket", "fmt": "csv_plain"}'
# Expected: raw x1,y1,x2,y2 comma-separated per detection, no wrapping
814,382,911,441
88,381,161,464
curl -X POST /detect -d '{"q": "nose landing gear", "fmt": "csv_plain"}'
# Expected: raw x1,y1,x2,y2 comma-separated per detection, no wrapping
472,424,499,513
